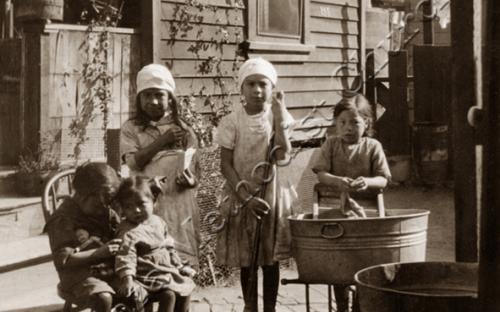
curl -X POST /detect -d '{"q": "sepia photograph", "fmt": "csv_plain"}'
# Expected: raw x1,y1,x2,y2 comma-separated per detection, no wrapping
0,0,491,311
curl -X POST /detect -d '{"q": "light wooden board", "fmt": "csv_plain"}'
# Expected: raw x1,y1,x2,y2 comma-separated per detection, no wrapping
310,2,360,20
161,2,244,26
159,21,244,42
158,41,240,60
173,76,355,96
311,0,362,8
310,32,359,49
161,0,246,9
309,17,359,35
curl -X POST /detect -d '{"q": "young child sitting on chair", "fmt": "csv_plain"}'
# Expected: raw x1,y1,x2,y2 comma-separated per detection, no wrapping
44,163,122,312
114,176,196,312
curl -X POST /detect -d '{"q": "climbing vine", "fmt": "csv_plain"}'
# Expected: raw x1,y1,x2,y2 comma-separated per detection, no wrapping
68,2,122,160
167,0,245,147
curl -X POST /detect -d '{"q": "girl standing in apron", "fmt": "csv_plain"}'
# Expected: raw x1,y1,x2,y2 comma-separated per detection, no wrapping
216,58,298,312
120,64,200,267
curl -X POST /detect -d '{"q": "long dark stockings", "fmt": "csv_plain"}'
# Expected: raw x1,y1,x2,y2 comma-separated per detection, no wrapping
333,285,349,312
240,263,280,312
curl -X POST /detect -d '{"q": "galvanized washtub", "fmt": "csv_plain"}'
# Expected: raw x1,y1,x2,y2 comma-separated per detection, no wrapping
354,262,478,312
288,208,430,284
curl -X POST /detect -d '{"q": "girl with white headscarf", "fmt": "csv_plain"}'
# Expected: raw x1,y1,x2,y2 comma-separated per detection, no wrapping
120,64,201,269
216,58,298,312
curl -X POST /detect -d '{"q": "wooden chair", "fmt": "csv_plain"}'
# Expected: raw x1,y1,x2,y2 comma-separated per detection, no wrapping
313,183,385,219
312,183,385,312
42,168,76,223
42,168,158,312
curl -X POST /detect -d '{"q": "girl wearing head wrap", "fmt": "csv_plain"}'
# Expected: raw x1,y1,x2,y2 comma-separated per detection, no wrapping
120,64,201,269
215,58,298,312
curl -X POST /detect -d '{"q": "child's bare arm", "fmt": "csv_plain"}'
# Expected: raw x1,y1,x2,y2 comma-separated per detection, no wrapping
317,171,354,192
134,126,184,169
115,232,139,297
64,238,122,268
271,91,292,161
351,176,388,191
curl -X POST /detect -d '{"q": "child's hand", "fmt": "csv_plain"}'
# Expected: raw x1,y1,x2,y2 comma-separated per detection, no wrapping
350,177,368,191
159,126,185,147
118,276,137,298
94,238,122,259
246,196,271,219
271,91,286,121
180,265,197,278
336,177,355,192
175,168,197,188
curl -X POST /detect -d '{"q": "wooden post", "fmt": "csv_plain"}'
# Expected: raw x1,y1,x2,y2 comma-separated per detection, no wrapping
365,49,375,105
21,29,42,153
388,50,409,155
140,0,161,65
479,0,500,310
422,0,434,45
450,0,478,263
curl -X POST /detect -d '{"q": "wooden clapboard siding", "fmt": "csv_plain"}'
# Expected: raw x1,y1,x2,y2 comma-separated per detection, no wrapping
311,0,359,8
163,0,245,8
309,18,359,34
310,2,359,20
160,23,243,42
159,42,239,60
158,0,245,106
268,0,361,140
186,89,344,114
173,76,355,96
170,61,358,77
161,2,244,26
158,0,361,141
37,25,141,161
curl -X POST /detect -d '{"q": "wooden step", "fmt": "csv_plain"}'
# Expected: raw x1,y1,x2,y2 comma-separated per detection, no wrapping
0,196,45,244
0,234,52,273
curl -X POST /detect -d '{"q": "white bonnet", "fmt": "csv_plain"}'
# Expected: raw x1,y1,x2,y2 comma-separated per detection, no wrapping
238,58,277,90
136,64,176,94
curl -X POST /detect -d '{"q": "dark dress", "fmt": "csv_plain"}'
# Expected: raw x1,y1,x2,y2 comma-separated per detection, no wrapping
44,198,120,306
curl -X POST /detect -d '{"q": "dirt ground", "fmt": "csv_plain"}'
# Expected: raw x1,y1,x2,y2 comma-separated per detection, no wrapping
384,183,455,261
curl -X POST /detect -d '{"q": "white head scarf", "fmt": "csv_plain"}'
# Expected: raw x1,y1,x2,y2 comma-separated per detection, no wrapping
136,64,176,94
238,58,277,90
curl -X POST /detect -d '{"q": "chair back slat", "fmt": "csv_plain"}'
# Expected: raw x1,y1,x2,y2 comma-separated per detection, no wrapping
50,185,58,215
42,169,76,223
313,183,385,217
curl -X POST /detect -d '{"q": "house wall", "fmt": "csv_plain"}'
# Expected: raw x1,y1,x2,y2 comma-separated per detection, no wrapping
158,0,362,140
34,24,141,161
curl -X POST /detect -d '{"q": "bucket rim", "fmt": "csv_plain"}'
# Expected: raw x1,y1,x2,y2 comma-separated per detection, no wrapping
354,261,478,298
289,208,430,222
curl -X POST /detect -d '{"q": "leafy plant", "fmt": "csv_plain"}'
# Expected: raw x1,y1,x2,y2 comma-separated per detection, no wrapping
168,0,245,147
68,1,122,160
18,132,60,173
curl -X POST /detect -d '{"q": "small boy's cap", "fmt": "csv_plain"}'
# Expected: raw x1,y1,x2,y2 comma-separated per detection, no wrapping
238,58,277,90
137,64,176,94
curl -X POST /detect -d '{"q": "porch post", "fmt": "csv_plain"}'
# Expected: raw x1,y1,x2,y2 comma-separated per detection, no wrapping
479,0,500,309
450,0,479,262
140,0,161,65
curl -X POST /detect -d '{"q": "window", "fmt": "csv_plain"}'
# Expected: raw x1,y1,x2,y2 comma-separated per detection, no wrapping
248,0,311,47
258,0,302,39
